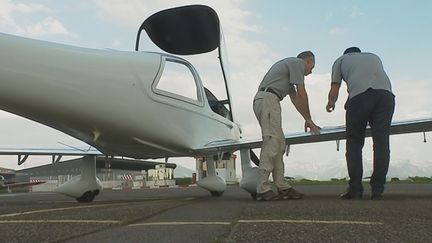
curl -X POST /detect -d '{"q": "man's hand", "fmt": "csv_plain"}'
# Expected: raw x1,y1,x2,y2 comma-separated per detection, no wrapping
305,119,321,135
327,83,341,113
326,102,335,112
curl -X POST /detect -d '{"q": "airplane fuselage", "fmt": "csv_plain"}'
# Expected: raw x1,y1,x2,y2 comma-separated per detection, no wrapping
0,33,241,159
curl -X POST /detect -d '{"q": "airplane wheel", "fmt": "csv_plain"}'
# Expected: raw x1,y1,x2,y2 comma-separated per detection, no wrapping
93,189,100,197
250,193,257,200
76,190,96,203
210,191,224,197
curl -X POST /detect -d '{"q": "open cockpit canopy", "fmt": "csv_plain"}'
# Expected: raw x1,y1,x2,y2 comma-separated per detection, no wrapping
136,5,220,55
136,4,234,121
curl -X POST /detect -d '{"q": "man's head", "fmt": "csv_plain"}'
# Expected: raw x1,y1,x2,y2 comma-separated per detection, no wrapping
297,51,315,76
343,47,361,55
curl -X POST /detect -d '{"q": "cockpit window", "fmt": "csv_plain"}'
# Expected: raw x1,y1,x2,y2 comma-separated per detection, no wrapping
204,87,231,120
155,59,199,102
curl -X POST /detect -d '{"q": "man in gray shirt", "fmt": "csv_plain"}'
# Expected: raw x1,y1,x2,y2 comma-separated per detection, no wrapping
253,51,321,201
327,47,395,200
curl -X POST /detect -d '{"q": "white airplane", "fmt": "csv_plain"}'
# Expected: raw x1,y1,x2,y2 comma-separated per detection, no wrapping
0,5,431,202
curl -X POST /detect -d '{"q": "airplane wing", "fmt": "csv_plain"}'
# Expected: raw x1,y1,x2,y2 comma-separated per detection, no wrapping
195,118,432,154
1,180,46,188
1,118,431,158
0,146,102,165
0,147,102,156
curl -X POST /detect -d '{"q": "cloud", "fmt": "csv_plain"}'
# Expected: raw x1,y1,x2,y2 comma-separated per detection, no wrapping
325,11,334,20
0,1,21,29
0,115,87,170
392,79,432,119
0,0,75,38
0,0,50,19
19,16,77,37
9,2,50,14
91,0,261,35
347,6,365,18
329,27,349,36
91,0,151,27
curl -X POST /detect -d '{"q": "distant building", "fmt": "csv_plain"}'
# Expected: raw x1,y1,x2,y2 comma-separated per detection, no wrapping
0,167,30,184
196,154,237,184
14,157,178,191
146,164,175,187
0,167,14,174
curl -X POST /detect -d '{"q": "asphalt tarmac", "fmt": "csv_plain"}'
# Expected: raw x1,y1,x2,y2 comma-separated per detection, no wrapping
0,183,431,242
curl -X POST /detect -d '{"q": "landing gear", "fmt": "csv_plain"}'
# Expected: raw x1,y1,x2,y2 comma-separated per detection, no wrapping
55,156,102,203
239,149,260,196
197,155,227,196
210,191,224,197
250,192,257,200
76,189,100,203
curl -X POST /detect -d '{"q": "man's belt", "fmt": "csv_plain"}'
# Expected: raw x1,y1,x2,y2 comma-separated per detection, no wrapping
259,87,282,100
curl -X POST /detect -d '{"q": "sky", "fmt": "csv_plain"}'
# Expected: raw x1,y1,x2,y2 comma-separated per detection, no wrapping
0,0,431,179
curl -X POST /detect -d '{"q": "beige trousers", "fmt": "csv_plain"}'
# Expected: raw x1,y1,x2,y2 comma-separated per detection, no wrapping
253,91,291,193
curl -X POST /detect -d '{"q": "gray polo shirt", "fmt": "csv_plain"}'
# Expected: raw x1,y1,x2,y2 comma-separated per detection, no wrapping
258,57,305,100
332,52,393,99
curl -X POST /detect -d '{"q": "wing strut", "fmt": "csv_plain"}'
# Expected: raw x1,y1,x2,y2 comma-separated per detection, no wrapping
249,149,260,166
52,155,62,164
18,155,29,165
285,145,291,156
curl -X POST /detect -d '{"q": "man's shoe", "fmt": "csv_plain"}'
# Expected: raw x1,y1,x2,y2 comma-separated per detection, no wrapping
256,190,279,201
340,190,363,199
371,193,383,200
278,188,304,200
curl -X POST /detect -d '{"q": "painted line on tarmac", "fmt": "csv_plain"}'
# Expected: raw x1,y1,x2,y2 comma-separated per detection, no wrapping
0,192,38,197
130,219,382,227
0,194,20,197
0,200,164,218
0,203,133,218
0,197,196,218
238,219,383,225
0,219,121,224
130,221,232,226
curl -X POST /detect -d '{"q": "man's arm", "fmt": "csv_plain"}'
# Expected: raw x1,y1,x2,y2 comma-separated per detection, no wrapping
289,84,321,134
327,57,343,112
290,84,311,120
326,83,341,112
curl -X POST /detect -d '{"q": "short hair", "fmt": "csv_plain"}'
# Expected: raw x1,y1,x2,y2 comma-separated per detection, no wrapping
343,47,361,55
297,51,314,60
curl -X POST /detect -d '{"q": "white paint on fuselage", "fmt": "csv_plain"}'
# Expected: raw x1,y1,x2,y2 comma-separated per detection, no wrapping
0,33,240,159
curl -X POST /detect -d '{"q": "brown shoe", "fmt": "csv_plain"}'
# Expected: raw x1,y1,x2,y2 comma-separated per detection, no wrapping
278,188,304,200
340,190,363,200
256,190,279,201
371,193,383,200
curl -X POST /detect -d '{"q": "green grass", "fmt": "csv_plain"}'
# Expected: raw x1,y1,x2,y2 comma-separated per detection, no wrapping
175,177,192,185
288,176,432,185
0,187,30,194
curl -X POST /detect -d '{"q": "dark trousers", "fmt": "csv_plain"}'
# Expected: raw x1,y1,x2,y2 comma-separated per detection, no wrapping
345,89,395,194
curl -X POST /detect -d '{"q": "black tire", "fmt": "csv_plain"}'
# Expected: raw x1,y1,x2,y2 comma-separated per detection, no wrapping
93,189,100,196
210,191,224,197
250,192,257,200
76,190,96,203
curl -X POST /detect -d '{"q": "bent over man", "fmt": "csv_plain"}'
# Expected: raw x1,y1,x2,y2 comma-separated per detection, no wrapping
253,51,321,201
327,47,395,200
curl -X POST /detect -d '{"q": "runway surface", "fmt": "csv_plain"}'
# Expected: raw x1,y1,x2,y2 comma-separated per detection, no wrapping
1,183,431,242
